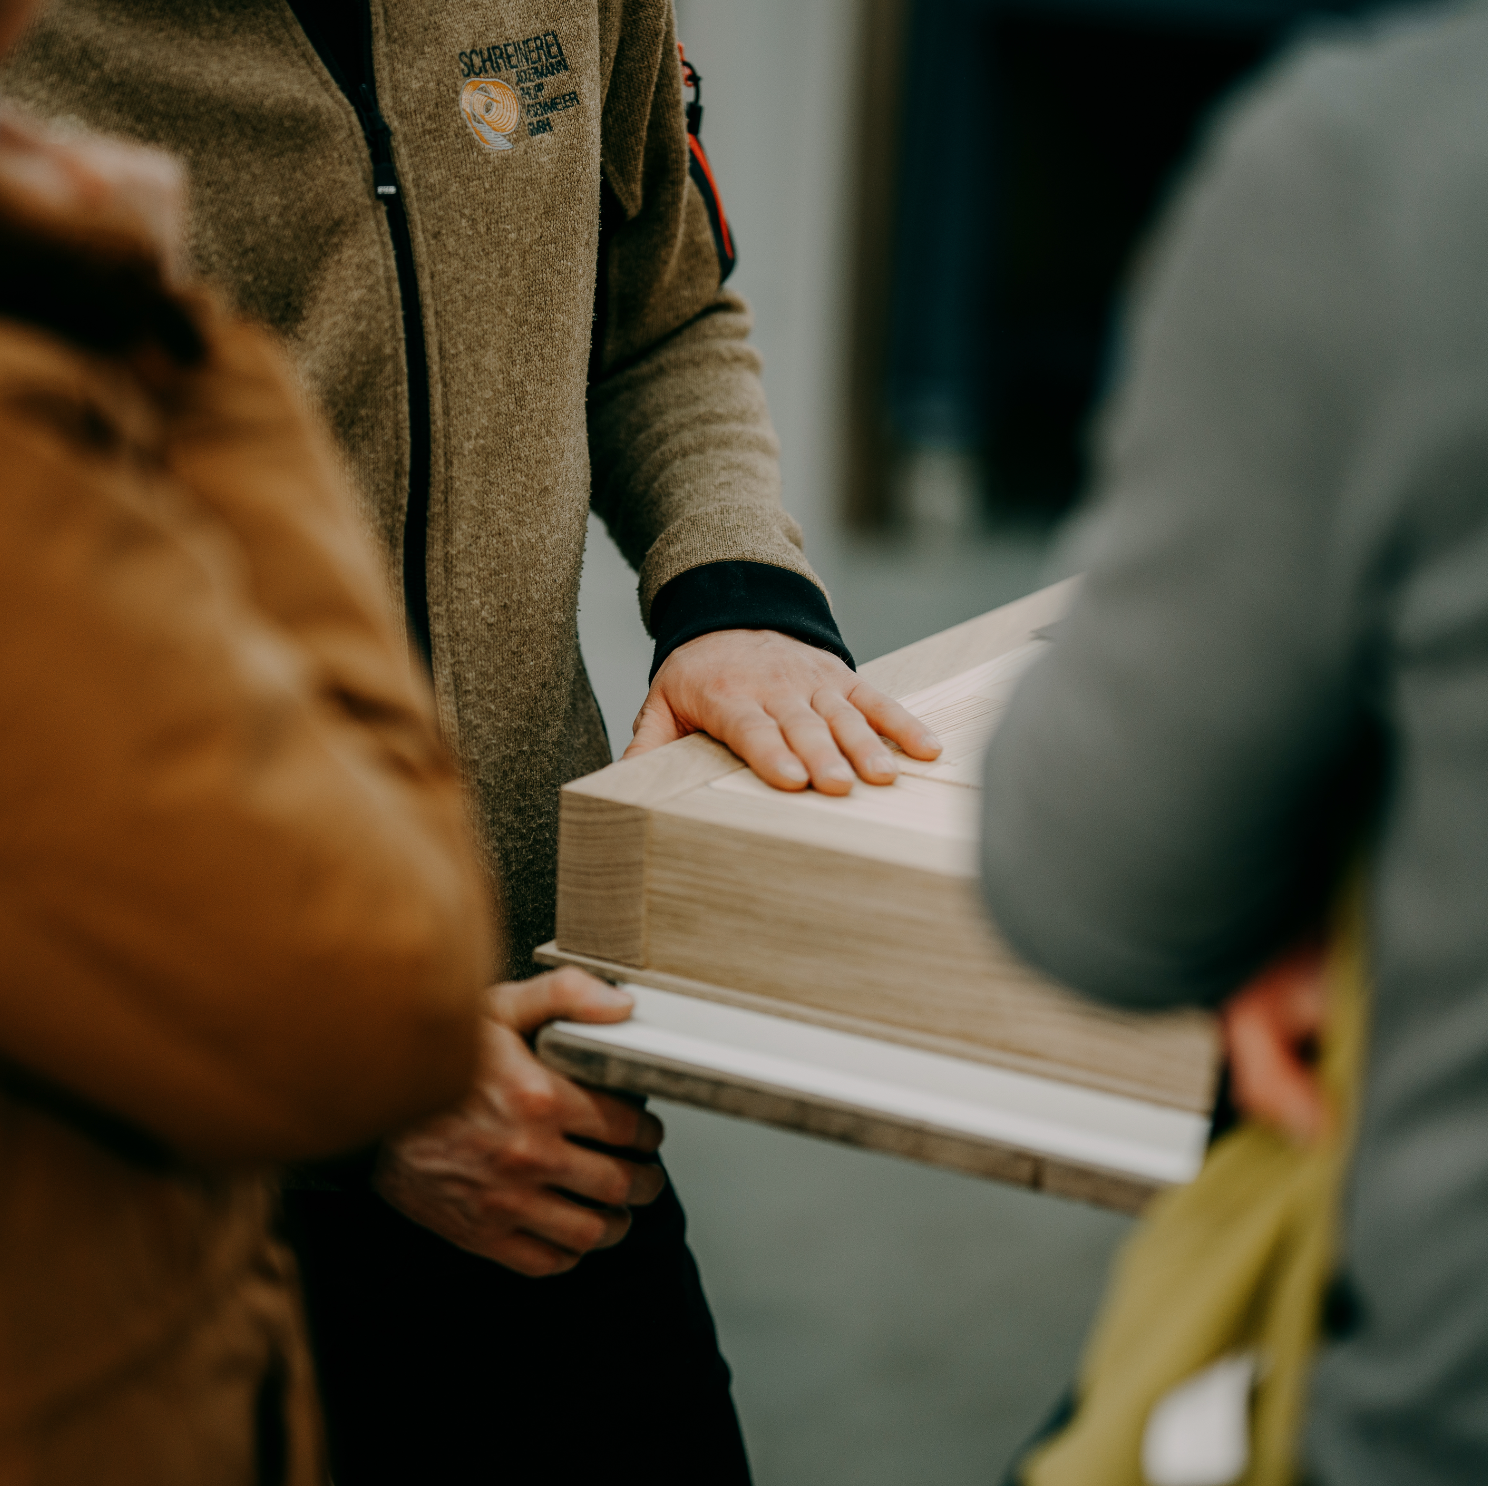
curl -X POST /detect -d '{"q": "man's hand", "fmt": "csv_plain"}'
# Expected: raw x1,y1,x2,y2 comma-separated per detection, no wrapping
374,967,666,1277
1221,941,1329,1144
626,629,942,794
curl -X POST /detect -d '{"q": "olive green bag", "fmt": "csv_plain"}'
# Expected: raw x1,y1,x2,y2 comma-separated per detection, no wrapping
1019,888,1369,1486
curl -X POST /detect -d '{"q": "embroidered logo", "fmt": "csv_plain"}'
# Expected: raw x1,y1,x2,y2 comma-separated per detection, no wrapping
461,78,521,151
456,29,581,151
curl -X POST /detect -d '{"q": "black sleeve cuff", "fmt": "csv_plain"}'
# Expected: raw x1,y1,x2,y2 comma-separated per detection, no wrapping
648,561,856,682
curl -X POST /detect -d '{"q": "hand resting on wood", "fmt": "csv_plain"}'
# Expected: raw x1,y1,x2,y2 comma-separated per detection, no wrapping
375,967,666,1276
627,628,942,794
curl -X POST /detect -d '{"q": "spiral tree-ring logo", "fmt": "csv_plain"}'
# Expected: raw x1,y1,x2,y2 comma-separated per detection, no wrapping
461,77,521,151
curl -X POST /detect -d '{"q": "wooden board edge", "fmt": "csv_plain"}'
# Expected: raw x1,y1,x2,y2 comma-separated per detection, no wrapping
859,575,1080,698
536,1027,1159,1214
652,776,978,879
534,942,1211,1114
554,795,649,964
562,731,742,810
563,578,1081,812
1036,1159,1157,1215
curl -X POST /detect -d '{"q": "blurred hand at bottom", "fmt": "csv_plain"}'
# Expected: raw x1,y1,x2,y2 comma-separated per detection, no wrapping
1221,941,1329,1145
375,967,666,1276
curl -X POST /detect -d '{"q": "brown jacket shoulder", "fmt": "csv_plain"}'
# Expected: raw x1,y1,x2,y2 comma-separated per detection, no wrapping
0,169,492,1478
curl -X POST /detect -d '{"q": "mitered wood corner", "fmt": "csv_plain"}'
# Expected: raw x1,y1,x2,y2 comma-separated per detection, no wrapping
552,577,1219,1164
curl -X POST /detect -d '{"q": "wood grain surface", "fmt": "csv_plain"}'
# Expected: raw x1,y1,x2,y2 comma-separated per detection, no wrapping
553,578,1220,1123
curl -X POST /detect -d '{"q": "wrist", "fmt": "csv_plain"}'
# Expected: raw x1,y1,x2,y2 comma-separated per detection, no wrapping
647,561,854,680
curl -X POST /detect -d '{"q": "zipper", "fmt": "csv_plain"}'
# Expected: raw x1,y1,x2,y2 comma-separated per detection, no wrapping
292,0,435,671
350,65,435,672
359,84,401,201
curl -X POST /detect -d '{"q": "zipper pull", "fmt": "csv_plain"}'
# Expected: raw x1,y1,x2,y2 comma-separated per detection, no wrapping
358,84,401,201
679,44,703,137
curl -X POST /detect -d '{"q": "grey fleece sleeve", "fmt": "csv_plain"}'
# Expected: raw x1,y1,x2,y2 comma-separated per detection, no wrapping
980,56,1388,1013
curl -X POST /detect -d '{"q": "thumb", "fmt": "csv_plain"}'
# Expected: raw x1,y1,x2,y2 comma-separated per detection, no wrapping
490,967,635,1036
623,689,686,759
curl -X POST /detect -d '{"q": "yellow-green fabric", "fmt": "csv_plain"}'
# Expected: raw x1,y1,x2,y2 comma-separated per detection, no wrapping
1,0,820,971
1023,888,1370,1486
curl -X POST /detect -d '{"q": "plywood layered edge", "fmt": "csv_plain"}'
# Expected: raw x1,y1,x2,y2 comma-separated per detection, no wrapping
543,1032,1164,1212
535,980,1208,1214
537,941,1216,1115
556,732,742,963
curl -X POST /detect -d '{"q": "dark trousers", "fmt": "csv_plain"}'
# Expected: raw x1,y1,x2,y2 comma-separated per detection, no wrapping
282,1178,751,1485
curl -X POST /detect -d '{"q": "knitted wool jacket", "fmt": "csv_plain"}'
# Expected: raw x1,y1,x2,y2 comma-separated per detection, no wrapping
4,0,823,969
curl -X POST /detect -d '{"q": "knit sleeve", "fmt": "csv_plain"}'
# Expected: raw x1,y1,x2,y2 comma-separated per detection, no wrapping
587,0,828,630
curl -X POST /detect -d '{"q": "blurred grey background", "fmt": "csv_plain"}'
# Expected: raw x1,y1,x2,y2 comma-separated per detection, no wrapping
576,0,1404,1477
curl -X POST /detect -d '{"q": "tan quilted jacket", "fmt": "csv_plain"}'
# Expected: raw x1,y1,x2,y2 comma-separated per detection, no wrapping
0,173,492,1482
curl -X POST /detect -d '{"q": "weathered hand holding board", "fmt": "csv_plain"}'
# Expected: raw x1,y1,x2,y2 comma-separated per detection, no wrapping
537,579,1219,1211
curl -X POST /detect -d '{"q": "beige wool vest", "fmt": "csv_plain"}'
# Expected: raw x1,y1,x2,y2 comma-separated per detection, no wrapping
5,0,818,968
